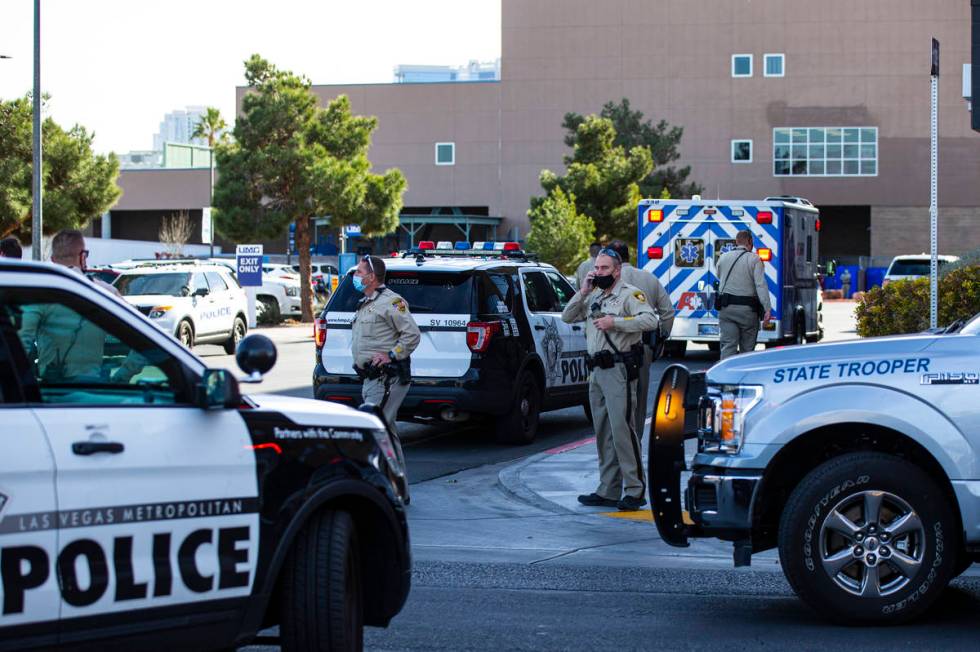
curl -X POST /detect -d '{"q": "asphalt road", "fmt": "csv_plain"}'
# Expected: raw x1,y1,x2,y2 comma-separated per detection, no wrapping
205,301,955,652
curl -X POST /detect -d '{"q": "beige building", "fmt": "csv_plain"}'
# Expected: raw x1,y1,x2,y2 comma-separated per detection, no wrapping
291,0,979,260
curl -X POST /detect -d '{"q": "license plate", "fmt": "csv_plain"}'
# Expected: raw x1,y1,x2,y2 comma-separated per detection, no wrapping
698,323,720,336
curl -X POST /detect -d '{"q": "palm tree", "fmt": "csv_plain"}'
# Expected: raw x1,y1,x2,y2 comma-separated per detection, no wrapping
192,107,228,256
191,107,227,148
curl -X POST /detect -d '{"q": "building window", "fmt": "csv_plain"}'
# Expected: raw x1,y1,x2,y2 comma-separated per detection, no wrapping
773,127,878,177
731,140,753,163
732,54,752,77
435,142,455,166
764,53,784,77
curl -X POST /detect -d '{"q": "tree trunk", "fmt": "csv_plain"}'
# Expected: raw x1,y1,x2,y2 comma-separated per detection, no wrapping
295,216,314,322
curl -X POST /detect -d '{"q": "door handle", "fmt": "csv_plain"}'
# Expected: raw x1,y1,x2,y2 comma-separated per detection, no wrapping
534,325,545,331
72,441,125,456
572,325,583,331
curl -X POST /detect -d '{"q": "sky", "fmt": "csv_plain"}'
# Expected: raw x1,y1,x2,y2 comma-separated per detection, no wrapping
0,0,501,154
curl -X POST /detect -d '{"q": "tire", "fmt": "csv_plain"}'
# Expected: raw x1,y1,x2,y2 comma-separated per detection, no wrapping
664,340,687,358
176,320,194,349
281,510,363,652
494,371,541,445
223,316,247,355
778,452,957,625
582,400,593,424
257,296,281,325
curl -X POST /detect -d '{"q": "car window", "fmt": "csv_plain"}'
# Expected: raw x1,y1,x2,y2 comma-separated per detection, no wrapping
1,287,191,406
115,272,191,297
544,270,576,310
191,272,209,294
223,271,241,289
522,271,560,313
960,313,980,335
205,271,228,292
327,271,474,314
478,272,514,315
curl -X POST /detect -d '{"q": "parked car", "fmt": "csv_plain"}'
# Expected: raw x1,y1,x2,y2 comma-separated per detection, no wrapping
882,254,959,286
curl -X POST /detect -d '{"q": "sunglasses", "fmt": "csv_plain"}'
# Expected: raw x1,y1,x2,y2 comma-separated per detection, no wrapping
362,255,375,275
598,248,621,261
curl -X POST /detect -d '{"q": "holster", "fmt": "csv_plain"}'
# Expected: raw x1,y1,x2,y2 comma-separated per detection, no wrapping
385,357,412,385
353,363,384,380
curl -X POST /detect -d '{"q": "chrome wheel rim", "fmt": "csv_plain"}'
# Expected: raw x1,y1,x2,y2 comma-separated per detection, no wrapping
819,490,925,598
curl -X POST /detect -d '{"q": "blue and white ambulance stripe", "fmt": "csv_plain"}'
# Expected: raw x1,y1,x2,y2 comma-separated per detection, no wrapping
639,204,781,320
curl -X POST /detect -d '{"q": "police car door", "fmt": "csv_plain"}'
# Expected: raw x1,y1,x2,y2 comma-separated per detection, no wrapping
543,269,589,388
189,272,219,336
0,307,60,647
519,270,575,391
204,271,235,334
6,285,258,633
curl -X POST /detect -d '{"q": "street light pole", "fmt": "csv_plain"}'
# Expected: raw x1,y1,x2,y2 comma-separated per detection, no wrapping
32,0,42,261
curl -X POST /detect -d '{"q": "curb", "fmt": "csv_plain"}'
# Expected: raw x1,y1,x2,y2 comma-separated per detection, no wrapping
496,436,596,515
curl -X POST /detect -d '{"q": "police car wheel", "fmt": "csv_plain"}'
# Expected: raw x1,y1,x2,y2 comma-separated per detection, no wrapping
494,371,541,445
582,400,593,424
281,509,364,652
223,316,247,355
177,319,194,348
778,452,956,625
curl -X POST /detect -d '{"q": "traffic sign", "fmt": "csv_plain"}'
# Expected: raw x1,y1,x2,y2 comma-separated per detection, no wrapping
236,244,263,287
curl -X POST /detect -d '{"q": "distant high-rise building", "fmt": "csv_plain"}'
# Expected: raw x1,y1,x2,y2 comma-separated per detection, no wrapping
394,59,500,83
152,106,209,151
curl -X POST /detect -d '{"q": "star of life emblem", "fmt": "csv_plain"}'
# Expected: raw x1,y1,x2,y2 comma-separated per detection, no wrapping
680,243,700,264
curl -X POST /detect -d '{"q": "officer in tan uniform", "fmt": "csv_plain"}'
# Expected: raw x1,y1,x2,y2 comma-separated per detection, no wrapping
562,249,658,510
351,255,421,459
574,242,602,289
608,240,675,442
716,230,772,359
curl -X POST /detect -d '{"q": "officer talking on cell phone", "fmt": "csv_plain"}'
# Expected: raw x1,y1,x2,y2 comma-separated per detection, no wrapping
351,255,421,466
561,249,658,511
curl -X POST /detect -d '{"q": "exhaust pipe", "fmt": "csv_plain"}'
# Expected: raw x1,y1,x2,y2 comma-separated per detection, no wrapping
440,407,470,423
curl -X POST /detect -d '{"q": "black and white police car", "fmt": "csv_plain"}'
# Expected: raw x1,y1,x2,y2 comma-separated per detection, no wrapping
0,259,410,651
313,241,591,444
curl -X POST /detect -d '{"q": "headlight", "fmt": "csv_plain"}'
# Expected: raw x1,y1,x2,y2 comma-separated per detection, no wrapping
371,428,405,477
285,286,299,297
698,385,763,454
148,306,172,319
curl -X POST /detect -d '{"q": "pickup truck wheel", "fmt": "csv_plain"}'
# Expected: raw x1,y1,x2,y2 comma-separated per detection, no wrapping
280,510,363,652
778,452,956,625
222,316,247,355
494,371,540,445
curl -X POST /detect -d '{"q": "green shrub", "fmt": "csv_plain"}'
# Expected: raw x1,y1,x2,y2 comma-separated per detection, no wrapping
856,264,980,336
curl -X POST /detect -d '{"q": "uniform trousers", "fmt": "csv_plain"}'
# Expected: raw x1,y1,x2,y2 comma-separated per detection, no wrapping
362,375,410,467
719,305,760,359
589,364,645,500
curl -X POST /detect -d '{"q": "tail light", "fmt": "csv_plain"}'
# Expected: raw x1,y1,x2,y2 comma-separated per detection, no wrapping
314,317,327,347
647,208,664,222
466,321,502,353
647,246,664,259
758,248,772,262
814,218,821,232
756,211,773,224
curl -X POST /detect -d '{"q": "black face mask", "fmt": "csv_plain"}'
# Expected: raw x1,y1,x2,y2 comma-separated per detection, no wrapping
593,274,615,290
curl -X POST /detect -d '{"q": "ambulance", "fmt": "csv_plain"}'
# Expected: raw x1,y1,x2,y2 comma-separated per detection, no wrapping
637,196,823,356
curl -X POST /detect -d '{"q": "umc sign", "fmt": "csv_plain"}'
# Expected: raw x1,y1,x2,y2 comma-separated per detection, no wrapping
236,245,263,287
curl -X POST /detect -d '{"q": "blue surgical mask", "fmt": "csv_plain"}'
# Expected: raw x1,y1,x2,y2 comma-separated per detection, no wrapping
352,275,366,292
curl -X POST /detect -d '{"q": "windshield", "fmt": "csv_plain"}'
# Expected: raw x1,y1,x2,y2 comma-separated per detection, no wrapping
115,272,191,297
326,270,474,314
960,313,980,336
888,259,952,276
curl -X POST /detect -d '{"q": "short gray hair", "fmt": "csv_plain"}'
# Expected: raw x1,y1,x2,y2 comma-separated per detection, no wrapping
51,229,85,262
735,229,753,246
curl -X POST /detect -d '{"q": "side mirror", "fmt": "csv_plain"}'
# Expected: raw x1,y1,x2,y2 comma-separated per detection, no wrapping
193,288,209,297
196,369,240,409
236,334,277,382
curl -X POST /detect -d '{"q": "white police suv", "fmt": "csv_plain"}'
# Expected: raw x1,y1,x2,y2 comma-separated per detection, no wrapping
650,312,980,625
0,259,410,651
313,242,591,444
113,263,248,352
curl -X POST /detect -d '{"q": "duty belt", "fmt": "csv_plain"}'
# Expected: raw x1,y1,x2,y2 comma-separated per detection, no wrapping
585,347,642,371
719,293,761,308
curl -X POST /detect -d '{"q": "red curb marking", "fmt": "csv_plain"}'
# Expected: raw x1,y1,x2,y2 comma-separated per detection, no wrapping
545,436,596,455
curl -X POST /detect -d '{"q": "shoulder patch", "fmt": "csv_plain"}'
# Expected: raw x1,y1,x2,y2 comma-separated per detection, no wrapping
633,291,646,302
392,298,407,312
